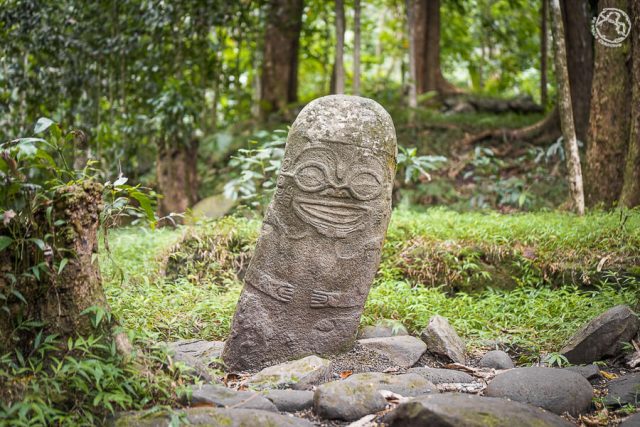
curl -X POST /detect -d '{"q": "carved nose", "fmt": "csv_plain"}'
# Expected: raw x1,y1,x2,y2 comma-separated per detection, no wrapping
320,187,350,198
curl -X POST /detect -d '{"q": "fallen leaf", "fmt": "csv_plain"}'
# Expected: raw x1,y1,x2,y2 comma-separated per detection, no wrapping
340,370,353,379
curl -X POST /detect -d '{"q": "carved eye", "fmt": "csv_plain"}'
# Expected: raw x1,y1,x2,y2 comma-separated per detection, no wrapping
295,164,327,191
350,172,381,200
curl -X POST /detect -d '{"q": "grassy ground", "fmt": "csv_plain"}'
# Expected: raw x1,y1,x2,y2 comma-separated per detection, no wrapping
102,208,640,363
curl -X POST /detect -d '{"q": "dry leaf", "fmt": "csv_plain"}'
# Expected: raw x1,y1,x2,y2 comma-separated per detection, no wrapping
339,370,353,379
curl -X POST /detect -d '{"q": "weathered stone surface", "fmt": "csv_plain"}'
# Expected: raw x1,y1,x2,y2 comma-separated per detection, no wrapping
384,393,574,427
262,389,314,412
167,339,224,381
358,320,409,338
223,95,397,371
604,373,640,406
111,408,313,427
407,367,476,384
621,412,640,427
563,364,602,381
314,372,436,420
560,305,640,364
357,335,427,368
189,384,277,412
485,367,593,416
478,350,514,370
420,315,466,363
244,355,330,390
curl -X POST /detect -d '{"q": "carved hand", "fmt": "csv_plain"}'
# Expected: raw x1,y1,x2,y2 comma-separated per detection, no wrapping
310,290,357,308
275,283,294,303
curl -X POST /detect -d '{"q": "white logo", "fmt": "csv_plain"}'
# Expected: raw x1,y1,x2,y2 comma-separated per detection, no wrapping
592,8,631,48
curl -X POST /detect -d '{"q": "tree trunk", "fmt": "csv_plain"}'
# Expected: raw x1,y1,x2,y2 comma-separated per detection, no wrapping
260,0,304,118
156,139,199,220
540,0,548,106
620,1,640,207
550,0,585,215
585,0,631,207
406,0,418,111
0,183,128,355
560,0,594,143
334,0,346,94
411,0,427,94
353,0,361,95
423,0,457,94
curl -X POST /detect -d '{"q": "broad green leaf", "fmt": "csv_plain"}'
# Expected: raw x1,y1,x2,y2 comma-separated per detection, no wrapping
0,236,13,251
34,117,54,134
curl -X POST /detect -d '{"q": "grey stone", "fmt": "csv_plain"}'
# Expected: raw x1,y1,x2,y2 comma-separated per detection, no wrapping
189,384,277,412
357,335,427,368
313,372,436,420
358,320,408,338
244,355,330,390
563,364,602,381
604,373,640,406
223,95,397,371
560,305,640,364
262,389,314,412
621,412,640,427
111,407,313,427
407,367,476,384
420,315,466,364
167,340,224,381
384,393,574,427
478,350,514,370
485,367,593,416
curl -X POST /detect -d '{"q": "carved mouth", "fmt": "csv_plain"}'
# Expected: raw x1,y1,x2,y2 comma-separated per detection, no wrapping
293,197,367,237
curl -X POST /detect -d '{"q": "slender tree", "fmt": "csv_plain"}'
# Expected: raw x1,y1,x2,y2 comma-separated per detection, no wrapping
353,0,361,95
334,0,346,94
260,0,304,117
540,0,548,106
550,0,585,215
406,0,418,111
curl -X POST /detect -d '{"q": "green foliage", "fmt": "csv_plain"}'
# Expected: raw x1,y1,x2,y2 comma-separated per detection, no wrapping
396,146,447,183
542,352,570,367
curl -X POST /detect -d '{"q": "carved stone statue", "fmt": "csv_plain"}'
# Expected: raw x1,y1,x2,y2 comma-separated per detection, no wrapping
222,95,397,371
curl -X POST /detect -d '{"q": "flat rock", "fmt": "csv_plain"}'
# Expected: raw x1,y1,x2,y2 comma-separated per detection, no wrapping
407,367,475,384
485,367,593,416
111,407,313,427
384,393,574,427
313,372,437,421
262,389,314,412
244,355,330,390
189,384,277,412
167,339,224,381
358,320,409,338
604,373,640,406
478,350,514,370
223,95,397,371
563,364,602,381
560,305,640,364
420,315,466,364
621,412,640,427
357,335,427,368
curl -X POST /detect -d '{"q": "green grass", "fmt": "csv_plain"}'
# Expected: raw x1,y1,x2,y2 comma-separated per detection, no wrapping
101,208,640,359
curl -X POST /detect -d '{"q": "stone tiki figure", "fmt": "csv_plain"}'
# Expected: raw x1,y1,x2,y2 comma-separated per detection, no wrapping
223,95,397,371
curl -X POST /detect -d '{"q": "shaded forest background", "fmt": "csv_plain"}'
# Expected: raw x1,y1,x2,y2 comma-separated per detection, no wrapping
2,0,638,220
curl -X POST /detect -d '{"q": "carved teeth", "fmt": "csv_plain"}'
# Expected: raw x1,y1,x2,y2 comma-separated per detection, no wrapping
293,198,367,235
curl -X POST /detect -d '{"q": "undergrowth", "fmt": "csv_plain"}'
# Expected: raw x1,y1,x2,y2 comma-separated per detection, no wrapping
101,208,640,359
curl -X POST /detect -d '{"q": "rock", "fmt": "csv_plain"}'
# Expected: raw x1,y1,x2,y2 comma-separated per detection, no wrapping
314,372,437,420
485,367,593,416
604,373,640,407
358,320,408,338
262,389,314,412
357,335,427,368
189,384,277,412
384,393,574,427
407,367,475,384
244,355,330,390
111,407,313,427
563,364,602,381
420,315,466,364
190,194,235,221
166,340,225,382
560,305,640,364
621,412,640,427
223,95,397,371
478,350,514,370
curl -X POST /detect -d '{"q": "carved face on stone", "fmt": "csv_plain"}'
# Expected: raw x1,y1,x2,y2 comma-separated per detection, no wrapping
275,96,396,240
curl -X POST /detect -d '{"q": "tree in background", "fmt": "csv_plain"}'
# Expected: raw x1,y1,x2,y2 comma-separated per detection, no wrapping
334,0,346,94
353,0,362,95
260,0,304,118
